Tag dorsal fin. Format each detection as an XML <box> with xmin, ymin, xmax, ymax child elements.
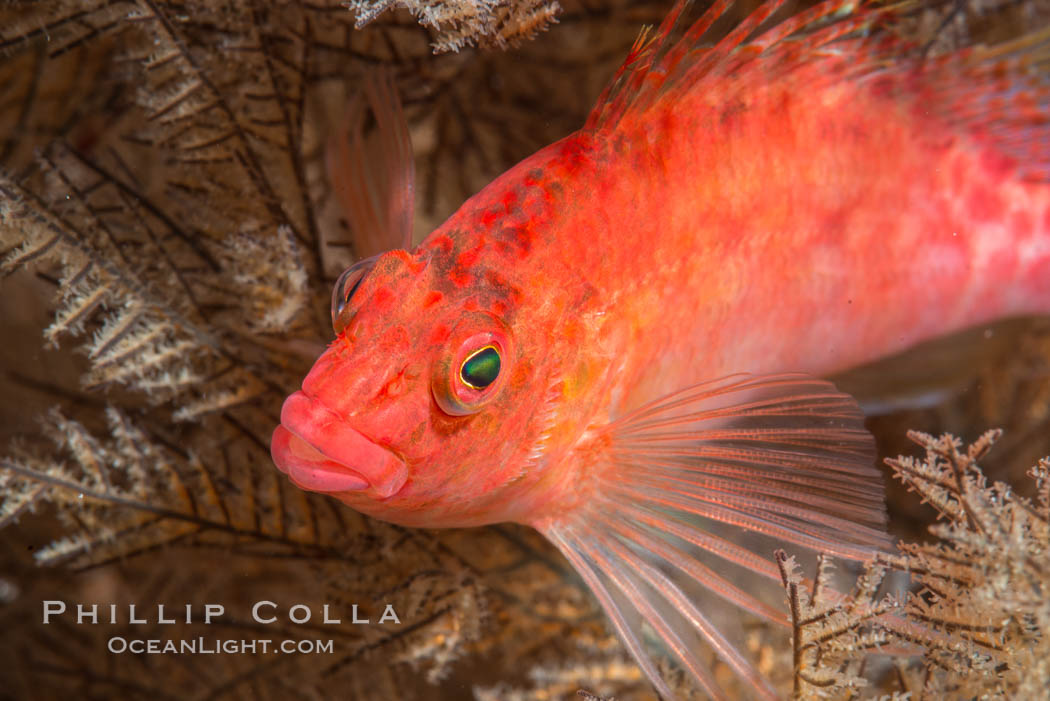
<box><xmin>327</xmin><ymin>70</ymin><xmax>416</xmax><ymax>259</ymax></box>
<box><xmin>584</xmin><ymin>0</ymin><xmax>875</xmax><ymax>132</ymax></box>
<box><xmin>882</xmin><ymin>23</ymin><xmax>1050</xmax><ymax>182</ymax></box>
<box><xmin>586</xmin><ymin>0</ymin><xmax>1050</xmax><ymax>182</ymax></box>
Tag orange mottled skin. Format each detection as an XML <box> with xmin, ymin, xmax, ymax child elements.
<box><xmin>291</xmin><ymin>37</ymin><xmax>1050</xmax><ymax>531</ymax></box>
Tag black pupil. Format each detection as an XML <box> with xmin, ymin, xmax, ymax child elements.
<box><xmin>461</xmin><ymin>347</ymin><xmax>500</xmax><ymax>389</ymax></box>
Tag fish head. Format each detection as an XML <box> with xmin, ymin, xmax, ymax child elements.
<box><xmin>271</xmin><ymin>243</ymin><xmax>590</xmax><ymax>527</ymax></box>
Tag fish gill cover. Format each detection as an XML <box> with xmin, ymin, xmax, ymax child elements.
<box><xmin>0</xmin><ymin>0</ymin><xmax>1049</xmax><ymax>699</ymax></box>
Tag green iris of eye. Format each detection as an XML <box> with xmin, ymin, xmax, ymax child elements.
<box><xmin>460</xmin><ymin>346</ymin><xmax>501</xmax><ymax>389</ymax></box>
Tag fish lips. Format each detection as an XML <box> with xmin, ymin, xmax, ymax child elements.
<box><xmin>271</xmin><ymin>391</ymin><xmax>408</xmax><ymax>499</ymax></box>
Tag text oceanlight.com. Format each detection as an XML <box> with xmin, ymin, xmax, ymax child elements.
<box><xmin>107</xmin><ymin>637</ymin><xmax>334</xmax><ymax>655</ymax></box>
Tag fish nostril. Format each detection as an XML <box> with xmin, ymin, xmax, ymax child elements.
<box><xmin>378</xmin><ymin>367</ymin><xmax>412</xmax><ymax>399</ymax></box>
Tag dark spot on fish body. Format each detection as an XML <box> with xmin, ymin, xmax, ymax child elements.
<box><xmin>521</xmin><ymin>187</ymin><xmax>552</xmax><ymax>222</ymax></box>
<box><xmin>518</xmin><ymin>167</ymin><xmax>562</xmax><ymax>216</ymax></box>
<box><xmin>449</xmin><ymin>245</ymin><xmax>485</xmax><ymax>288</ymax></box>
<box><xmin>556</xmin><ymin>136</ymin><xmax>596</xmax><ymax>178</ymax></box>
<box><xmin>483</xmin><ymin>269</ymin><xmax>523</xmax><ymax>313</ymax></box>
<box><xmin>425</xmin><ymin>236</ymin><xmax>460</xmax><ymax>287</ymax></box>
<box><xmin>407</xmin><ymin>420</ymin><xmax>427</xmax><ymax>447</ymax></box>
<box><xmin>495</xmin><ymin>224</ymin><xmax>532</xmax><ymax>259</ymax></box>
<box><xmin>719</xmin><ymin>98</ymin><xmax>747</xmax><ymax>127</ymax></box>
<box><xmin>494</xmin><ymin>240</ymin><xmax>515</xmax><ymax>258</ymax></box>
<box><xmin>574</xmin><ymin>280</ymin><xmax>598</xmax><ymax>307</ymax></box>
<box><xmin>427</xmin><ymin>233</ymin><xmax>455</xmax><ymax>256</ymax></box>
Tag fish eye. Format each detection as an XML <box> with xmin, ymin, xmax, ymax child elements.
<box><xmin>432</xmin><ymin>315</ymin><xmax>513</xmax><ymax>417</ymax></box>
<box><xmin>331</xmin><ymin>254</ymin><xmax>380</xmax><ymax>334</ymax></box>
<box><xmin>460</xmin><ymin>345</ymin><xmax>500</xmax><ymax>389</ymax></box>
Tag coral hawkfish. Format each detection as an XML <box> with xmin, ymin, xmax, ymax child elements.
<box><xmin>272</xmin><ymin>0</ymin><xmax>1050</xmax><ymax>697</ymax></box>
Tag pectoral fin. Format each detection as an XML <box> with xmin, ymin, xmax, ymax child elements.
<box><xmin>537</xmin><ymin>373</ymin><xmax>890</xmax><ymax>700</ymax></box>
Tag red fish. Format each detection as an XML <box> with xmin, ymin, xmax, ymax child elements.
<box><xmin>272</xmin><ymin>1</ymin><xmax>1050</xmax><ymax>697</ymax></box>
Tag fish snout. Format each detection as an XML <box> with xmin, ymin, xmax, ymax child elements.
<box><xmin>271</xmin><ymin>391</ymin><xmax>408</xmax><ymax>499</ymax></box>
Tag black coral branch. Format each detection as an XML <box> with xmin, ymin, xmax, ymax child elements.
<box><xmin>0</xmin><ymin>408</ymin><xmax>353</xmax><ymax>567</ymax></box>
<box><xmin>884</xmin><ymin>430</ymin><xmax>1050</xmax><ymax>697</ymax></box>
<box><xmin>348</xmin><ymin>0</ymin><xmax>562</xmax><ymax>53</ymax></box>
<box><xmin>772</xmin><ymin>430</ymin><xmax>1050</xmax><ymax>699</ymax></box>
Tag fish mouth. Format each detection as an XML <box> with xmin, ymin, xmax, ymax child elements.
<box><xmin>270</xmin><ymin>391</ymin><xmax>408</xmax><ymax>499</ymax></box>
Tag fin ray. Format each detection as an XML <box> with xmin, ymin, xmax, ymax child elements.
<box><xmin>597</xmin><ymin>508</ymin><xmax>788</xmax><ymax>626</ymax></box>
<box><xmin>597</xmin><ymin>530</ymin><xmax>777</xmax><ymax>698</ymax></box>
<box><xmin>561</xmin><ymin>521</ymin><xmax>733</xmax><ymax>701</ymax></box>
<box><xmin>604</xmin><ymin>373</ymin><xmax>889</xmax><ymax>551</ymax></box>
<box><xmin>611</xmin><ymin>478</ymin><xmax>887</xmax><ymax>561</ymax></box>
<box><xmin>586</xmin><ymin>0</ymin><xmax>1050</xmax><ymax>180</ymax></box>
<box><xmin>537</xmin><ymin>372</ymin><xmax>889</xmax><ymax>697</ymax></box>
<box><xmin>585</xmin><ymin>0</ymin><xmax>868</xmax><ymax>132</ymax></box>
<box><xmin>545</xmin><ymin>526</ymin><xmax>678</xmax><ymax>700</ymax></box>
<box><xmin>615</xmin><ymin>500</ymin><xmax>783</xmax><ymax>582</ymax></box>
